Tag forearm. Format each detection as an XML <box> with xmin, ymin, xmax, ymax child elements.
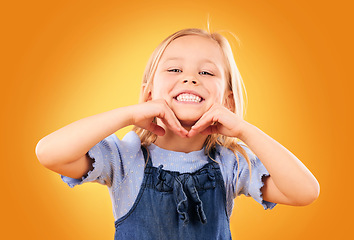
<box><xmin>36</xmin><ymin>105</ymin><xmax>134</xmax><ymax>166</ymax></box>
<box><xmin>238</xmin><ymin>121</ymin><xmax>320</xmax><ymax>204</ymax></box>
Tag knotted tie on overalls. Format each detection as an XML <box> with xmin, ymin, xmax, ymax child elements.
<box><xmin>156</xmin><ymin>164</ymin><xmax>217</xmax><ymax>225</ymax></box>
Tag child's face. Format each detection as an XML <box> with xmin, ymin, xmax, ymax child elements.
<box><xmin>151</xmin><ymin>35</ymin><xmax>229</xmax><ymax>128</ymax></box>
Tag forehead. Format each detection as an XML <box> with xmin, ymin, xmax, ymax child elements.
<box><xmin>160</xmin><ymin>35</ymin><xmax>225</xmax><ymax>64</ymax></box>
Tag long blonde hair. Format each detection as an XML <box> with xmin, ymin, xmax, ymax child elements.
<box><xmin>132</xmin><ymin>28</ymin><xmax>252</xmax><ymax>186</ymax></box>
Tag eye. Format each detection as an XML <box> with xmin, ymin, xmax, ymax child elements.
<box><xmin>167</xmin><ymin>69</ymin><xmax>182</xmax><ymax>73</ymax></box>
<box><xmin>200</xmin><ymin>71</ymin><xmax>214</xmax><ymax>76</ymax></box>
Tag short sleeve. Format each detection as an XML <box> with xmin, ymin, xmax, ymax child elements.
<box><xmin>61</xmin><ymin>133</ymin><xmax>124</xmax><ymax>188</ymax></box>
<box><xmin>234</xmin><ymin>145</ymin><xmax>277</xmax><ymax>210</ymax></box>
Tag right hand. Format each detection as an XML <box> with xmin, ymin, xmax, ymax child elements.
<box><xmin>130</xmin><ymin>99</ymin><xmax>188</xmax><ymax>138</ymax></box>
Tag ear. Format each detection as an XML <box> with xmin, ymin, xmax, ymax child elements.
<box><xmin>141</xmin><ymin>83</ymin><xmax>152</xmax><ymax>101</ymax></box>
<box><xmin>223</xmin><ymin>90</ymin><xmax>235</xmax><ymax>112</ymax></box>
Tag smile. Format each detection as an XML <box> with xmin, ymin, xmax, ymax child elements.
<box><xmin>175</xmin><ymin>93</ymin><xmax>203</xmax><ymax>103</ymax></box>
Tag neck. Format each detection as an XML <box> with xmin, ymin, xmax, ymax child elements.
<box><xmin>154</xmin><ymin>125</ymin><xmax>208</xmax><ymax>153</ymax></box>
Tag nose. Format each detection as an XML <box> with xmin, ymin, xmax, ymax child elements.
<box><xmin>183</xmin><ymin>78</ymin><xmax>198</xmax><ymax>85</ymax></box>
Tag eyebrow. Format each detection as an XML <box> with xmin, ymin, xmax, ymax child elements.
<box><xmin>162</xmin><ymin>57</ymin><xmax>217</xmax><ymax>66</ymax></box>
<box><xmin>162</xmin><ymin>57</ymin><xmax>181</xmax><ymax>63</ymax></box>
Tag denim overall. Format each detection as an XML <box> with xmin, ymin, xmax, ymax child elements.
<box><xmin>114</xmin><ymin>147</ymin><xmax>232</xmax><ymax>240</ymax></box>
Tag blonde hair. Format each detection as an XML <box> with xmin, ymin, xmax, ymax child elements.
<box><xmin>132</xmin><ymin>28</ymin><xmax>252</xmax><ymax>186</ymax></box>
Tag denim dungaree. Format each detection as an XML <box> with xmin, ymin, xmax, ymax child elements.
<box><xmin>114</xmin><ymin>146</ymin><xmax>232</xmax><ymax>240</ymax></box>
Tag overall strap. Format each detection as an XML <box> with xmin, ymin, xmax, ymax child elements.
<box><xmin>141</xmin><ymin>145</ymin><xmax>153</xmax><ymax>169</ymax></box>
<box><xmin>205</xmin><ymin>147</ymin><xmax>220</xmax><ymax>169</ymax></box>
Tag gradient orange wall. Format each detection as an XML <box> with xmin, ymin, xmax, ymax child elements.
<box><xmin>2</xmin><ymin>0</ymin><xmax>353</xmax><ymax>239</ymax></box>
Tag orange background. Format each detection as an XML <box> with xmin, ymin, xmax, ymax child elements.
<box><xmin>1</xmin><ymin>0</ymin><xmax>353</xmax><ymax>239</ymax></box>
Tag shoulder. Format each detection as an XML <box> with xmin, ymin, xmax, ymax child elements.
<box><xmin>94</xmin><ymin>131</ymin><xmax>142</xmax><ymax>157</ymax></box>
<box><xmin>120</xmin><ymin>131</ymin><xmax>142</xmax><ymax>153</ymax></box>
<box><xmin>215</xmin><ymin>143</ymin><xmax>262</xmax><ymax>172</ymax></box>
<box><xmin>215</xmin><ymin>143</ymin><xmax>253</xmax><ymax>162</ymax></box>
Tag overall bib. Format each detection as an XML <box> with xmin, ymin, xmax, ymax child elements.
<box><xmin>114</xmin><ymin>147</ymin><xmax>232</xmax><ymax>240</ymax></box>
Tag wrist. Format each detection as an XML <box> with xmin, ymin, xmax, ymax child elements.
<box><xmin>125</xmin><ymin>104</ymin><xmax>137</xmax><ymax>126</ymax></box>
<box><xmin>237</xmin><ymin>120</ymin><xmax>255</xmax><ymax>142</ymax></box>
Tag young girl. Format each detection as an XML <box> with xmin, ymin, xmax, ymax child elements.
<box><xmin>36</xmin><ymin>28</ymin><xmax>320</xmax><ymax>239</ymax></box>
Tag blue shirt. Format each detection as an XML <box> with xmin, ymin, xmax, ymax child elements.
<box><xmin>61</xmin><ymin>131</ymin><xmax>276</xmax><ymax>221</ymax></box>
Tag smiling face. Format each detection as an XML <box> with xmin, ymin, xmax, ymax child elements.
<box><xmin>150</xmin><ymin>35</ymin><xmax>230</xmax><ymax>127</ymax></box>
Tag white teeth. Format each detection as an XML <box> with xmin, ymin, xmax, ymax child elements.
<box><xmin>176</xmin><ymin>93</ymin><xmax>202</xmax><ymax>103</ymax></box>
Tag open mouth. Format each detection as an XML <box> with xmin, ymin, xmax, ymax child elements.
<box><xmin>174</xmin><ymin>93</ymin><xmax>204</xmax><ymax>103</ymax></box>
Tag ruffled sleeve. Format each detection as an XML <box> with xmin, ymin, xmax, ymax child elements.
<box><xmin>60</xmin><ymin>133</ymin><xmax>124</xmax><ymax>188</ymax></box>
<box><xmin>234</xmin><ymin>145</ymin><xmax>277</xmax><ymax>210</ymax></box>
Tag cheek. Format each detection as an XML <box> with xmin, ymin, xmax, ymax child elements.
<box><xmin>151</xmin><ymin>76</ymin><xmax>174</xmax><ymax>99</ymax></box>
<box><xmin>208</xmin><ymin>80</ymin><xmax>226</xmax><ymax>102</ymax></box>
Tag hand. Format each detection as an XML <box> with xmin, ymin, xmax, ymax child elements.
<box><xmin>187</xmin><ymin>103</ymin><xmax>246</xmax><ymax>138</ymax></box>
<box><xmin>131</xmin><ymin>99</ymin><xmax>188</xmax><ymax>138</ymax></box>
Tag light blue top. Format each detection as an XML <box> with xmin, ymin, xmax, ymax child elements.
<box><xmin>61</xmin><ymin>131</ymin><xmax>276</xmax><ymax>221</ymax></box>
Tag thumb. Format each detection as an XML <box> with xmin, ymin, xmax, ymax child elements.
<box><xmin>147</xmin><ymin>122</ymin><xmax>166</xmax><ymax>136</ymax></box>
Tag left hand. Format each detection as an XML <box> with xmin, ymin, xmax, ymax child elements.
<box><xmin>187</xmin><ymin>103</ymin><xmax>246</xmax><ymax>138</ymax></box>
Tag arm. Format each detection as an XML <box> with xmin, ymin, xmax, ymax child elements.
<box><xmin>35</xmin><ymin>106</ymin><xmax>134</xmax><ymax>179</ymax></box>
<box><xmin>188</xmin><ymin>104</ymin><xmax>320</xmax><ymax>206</ymax></box>
<box><xmin>36</xmin><ymin>100</ymin><xmax>188</xmax><ymax>179</ymax></box>
<box><xmin>238</xmin><ymin>122</ymin><xmax>320</xmax><ymax>206</ymax></box>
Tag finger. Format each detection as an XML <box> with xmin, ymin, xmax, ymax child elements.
<box><xmin>188</xmin><ymin>122</ymin><xmax>218</xmax><ymax>137</ymax></box>
<box><xmin>188</xmin><ymin>117</ymin><xmax>209</xmax><ymax>137</ymax></box>
<box><xmin>147</xmin><ymin>122</ymin><xmax>166</xmax><ymax>136</ymax></box>
<box><xmin>199</xmin><ymin>125</ymin><xmax>218</xmax><ymax>135</ymax></box>
<box><xmin>159</xmin><ymin>106</ymin><xmax>188</xmax><ymax>137</ymax></box>
<box><xmin>190</xmin><ymin>114</ymin><xmax>215</xmax><ymax>135</ymax></box>
<box><xmin>192</xmin><ymin>105</ymin><xmax>217</xmax><ymax>129</ymax></box>
<box><xmin>161</xmin><ymin>116</ymin><xmax>188</xmax><ymax>137</ymax></box>
<box><xmin>188</xmin><ymin>121</ymin><xmax>214</xmax><ymax>138</ymax></box>
<box><xmin>165</xmin><ymin>110</ymin><xmax>188</xmax><ymax>136</ymax></box>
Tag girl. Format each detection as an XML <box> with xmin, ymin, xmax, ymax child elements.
<box><xmin>36</xmin><ymin>28</ymin><xmax>320</xmax><ymax>239</ymax></box>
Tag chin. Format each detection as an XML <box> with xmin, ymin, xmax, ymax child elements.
<box><xmin>178</xmin><ymin>119</ymin><xmax>197</xmax><ymax>129</ymax></box>
<box><xmin>172</xmin><ymin>107</ymin><xmax>205</xmax><ymax>126</ymax></box>
<box><xmin>176</xmin><ymin>114</ymin><xmax>202</xmax><ymax>128</ymax></box>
